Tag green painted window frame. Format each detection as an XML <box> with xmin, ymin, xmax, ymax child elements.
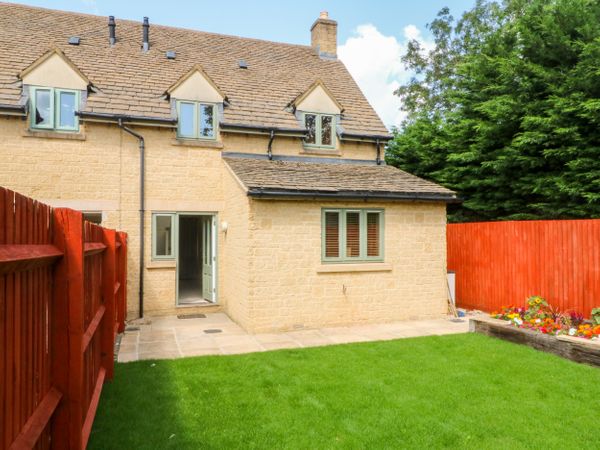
<box><xmin>152</xmin><ymin>213</ymin><xmax>176</xmax><ymax>260</ymax></box>
<box><xmin>176</xmin><ymin>100</ymin><xmax>217</xmax><ymax>140</ymax></box>
<box><xmin>321</xmin><ymin>208</ymin><xmax>384</xmax><ymax>263</ymax></box>
<box><xmin>30</xmin><ymin>86</ymin><xmax>80</xmax><ymax>132</ymax></box>
<box><xmin>303</xmin><ymin>112</ymin><xmax>336</xmax><ymax>149</ymax></box>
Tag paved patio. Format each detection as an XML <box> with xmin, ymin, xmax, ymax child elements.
<box><xmin>117</xmin><ymin>313</ymin><xmax>470</xmax><ymax>362</ymax></box>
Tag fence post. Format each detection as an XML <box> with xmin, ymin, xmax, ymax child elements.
<box><xmin>117</xmin><ymin>232</ymin><xmax>127</xmax><ymax>333</ymax></box>
<box><xmin>51</xmin><ymin>208</ymin><xmax>84</xmax><ymax>450</ymax></box>
<box><xmin>101</xmin><ymin>229</ymin><xmax>116</xmax><ymax>381</ymax></box>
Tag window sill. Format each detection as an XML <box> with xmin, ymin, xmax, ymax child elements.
<box><xmin>301</xmin><ymin>146</ymin><xmax>340</xmax><ymax>156</ymax></box>
<box><xmin>316</xmin><ymin>263</ymin><xmax>392</xmax><ymax>273</ymax></box>
<box><xmin>172</xmin><ymin>138</ymin><xmax>223</xmax><ymax>149</ymax></box>
<box><xmin>147</xmin><ymin>260</ymin><xmax>176</xmax><ymax>269</ymax></box>
<box><xmin>23</xmin><ymin>129</ymin><xmax>86</xmax><ymax>140</ymax></box>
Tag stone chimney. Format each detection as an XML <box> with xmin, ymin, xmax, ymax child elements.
<box><xmin>311</xmin><ymin>11</ymin><xmax>337</xmax><ymax>58</ymax></box>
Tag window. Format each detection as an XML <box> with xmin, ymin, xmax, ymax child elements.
<box><xmin>322</xmin><ymin>209</ymin><xmax>384</xmax><ymax>262</ymax></box>
<box><xmin>83</xmin><ymin>212</ymin><xmax>102</xmax><ymax>225</ymax></box>
<box><xmin>176</xmin><ymin>101</ymin><xmax>216</xmax><ymax>139</ymax></box>
<box><xmin>152</xmin><ymin>213</ymin><xmax>175</xmax><ymax>259</ymax></box>
<box><xmin>30</xmin><ymin>87</ymin><xmax>79</xmax><ymax>131</ymax></box>
<box><xmin>304</xmin><ymin>113</ymin><xmax>335</xmax><ymax>148</ymax></box>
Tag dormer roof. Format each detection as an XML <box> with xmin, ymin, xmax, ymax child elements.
<box><xmin>19</xmin><ymin>47</ymin><xmax>90</xmax><ymax>90</ymax></box>
<box><xmin>291</xmin><ymin>80</ymin><xmax>344</xmax><ymax>114</ymax></box>
<box><xmin>166</xmin><ymin>64</ymin><xmax>226</xmax><ymax>103</ymax></box>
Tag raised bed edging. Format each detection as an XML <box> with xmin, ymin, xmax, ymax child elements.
<box><xmin>470</xmin><ymin>316</ymin><xmax>600</xmax><ymax>368</ymax></box>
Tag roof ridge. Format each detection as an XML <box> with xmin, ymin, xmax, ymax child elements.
<box><xmin>0</xmin><ymin>2</ymin><xmax>315</xmax><ymax>51</ymax></box>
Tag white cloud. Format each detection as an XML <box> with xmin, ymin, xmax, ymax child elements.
<box><xmin>338</xmin><ymin>24</ymin><xmax>433</xmax><ymax>129</ymax></box>
<box><xmin>81</xmin><ymin>0</ymin><xmax>99</xmax><ymax>14</ymax></box>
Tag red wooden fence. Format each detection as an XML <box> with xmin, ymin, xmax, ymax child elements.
<box><xmin>447</xmin><ymin>220</ymin><xmax>600</xmax><ymax>316</ymax></box>
<box><xmin>0</xmin><ymin>187</ymin><xmax>127</xmax><ymax>449</ymax></box>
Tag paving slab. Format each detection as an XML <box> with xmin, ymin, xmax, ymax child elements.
<box><xmin>117</xmin><ymin>314</ymin><xmax>470</xmax><ymax>361</ymax></box>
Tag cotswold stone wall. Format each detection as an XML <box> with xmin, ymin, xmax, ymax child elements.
<box><xmin>0</xmin><ymin>116</ymin><xmax>447</xmax><ymax>327</ymax></box>
<box><xmin>243</xmin><ymin>200</ymin><xmax>448</xmax><ymax>332</ymax></box>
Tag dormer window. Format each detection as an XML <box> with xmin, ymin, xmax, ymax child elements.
<box><xmin>304</xmin><ymin>112</ymin><xmax>335</xmax><ymax>148</ymax></box>
<box><xmin>30</xmin><ymin>87</ymin><xmax>79</xmax><ymax>132</ymax></box>
<box><xmin>176</xmin><ymin>101</ymin><xmax>216</xmax><ymax>140</ymax></box>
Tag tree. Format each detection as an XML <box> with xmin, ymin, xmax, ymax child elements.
<box><xmin>387</xmin><ymin>0</ymin><xmax>600</xmax><ymax>222</ymax></box>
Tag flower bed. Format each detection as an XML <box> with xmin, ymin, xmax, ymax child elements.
<box><xmin>470</xmin><ymin>316</ymin><xmax>600</xmax><ymax>367</ymax></box>
<box><xmin>491</xmin><ymin>296</ymin><xmax>600</xmax><ymax>340</ymax></box>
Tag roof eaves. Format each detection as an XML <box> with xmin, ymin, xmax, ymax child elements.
<box><xmin>340</xmin><ymin>131</ymin><xmax>393</xmax><ymax>142</ymax></box>
<box><xmin>246</xmin><ymin>188</ymin><xmax>461</xmax><ymax>203</ymax></box>
<box><xmin>219</xmin><ymin>122</ymin><xmax>306</xmax><ymax>136</ymax></box>
<box><xmin>76</xmin><ymin>111</ymin><xmax>177</xmax><ymax>126</ymax></box>
<box><xmin>0</xmin><ymin>103</ymin><xmax>26</xmax><ymax>116</ymax></box>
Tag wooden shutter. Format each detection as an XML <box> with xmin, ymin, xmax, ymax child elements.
<box><xmin>324</xmin><ymin>211</ymin><xmax>340</xmax><ymax>258</ymax></box>
<box><xmin>367</xmin><ymin>212</ymin><xmax>380</xmax><ymax>257</ymax></box>
<box><xmin>346</xmin><ymin>211</ymin><xmax>360</xmax><ymax>257</ymax></box>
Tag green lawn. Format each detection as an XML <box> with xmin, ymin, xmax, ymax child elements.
<box><xmin>89</xmin><ymin>333</ymin><xmax>600</xmax><ymax>449</ymax></box>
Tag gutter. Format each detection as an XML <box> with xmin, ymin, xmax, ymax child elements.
<box><xmin>340</xmin><ymin>132</ymin><xmax>393</xmax><ymax>144</ymax></box>
<box><xmin>0</xmin><ymin>103</ymin><xmax>26</xmax><ymax>117</ymax></box>
<box><xmin>77</xmin><ymin>111</ymin><xmax>176</xmax><ymax>127</ymax></box>
<box><xmin>219</xmin><ymin>122</ymin><xmax>306</xmax><ymax>137</ymax></box>
<box><xmin>247</xmin><ymin>188</ymin><xmax>461</xmax><ymax>203</ymax></box>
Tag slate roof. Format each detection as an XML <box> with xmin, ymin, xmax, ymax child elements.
<box><xmin>0</xmin><ymin>3</ymin><xmax>390</xmax><ymax>137</ymax></box>
<box><xmin>223</xmin><ymin>155</ymin><xmax>458</xmax><ymax>202</ymax></box>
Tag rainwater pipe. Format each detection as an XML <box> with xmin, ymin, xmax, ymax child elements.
<box><xmin>118</xmin><ymin>118</ymin><xmax>145</xmax><ymax>318</ymax></box>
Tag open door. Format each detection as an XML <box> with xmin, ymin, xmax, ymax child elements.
<box><xmin>202</xmin><ymin>216</ymin><xmax>214</xmax><ymax>301</ymax></box>
<box><xmin>177</xmin><ymin>214</ymin><xmax>216</xmax><ymax>305</ymax></box>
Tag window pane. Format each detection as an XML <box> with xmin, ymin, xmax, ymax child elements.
<box><xmin>83</xmin><ymin>212</ymin><xmax>102</xmax><ymax>225</ymax></box>
<box><xmin>199</xmin><ymin>104</ymin><xmax>214</xmax><ymax>137</ymax></box>
<box><xmin>178</xmin><ymin>103</ymin><xmax>195</xmax><ymax>137</ymax></box>
<box><xmin>324</xmin><ymin>211</ymin><xmax>340</xmax><ymax>258</ymax></box>
<box><xmin>155</xmin><ymin>216</ymin><xmax>173</xmax><ymax>256</ymax></box>
<box><xmin>346</xmin><ymin>212</ymin><xmax>360</xmax><ymax>257</ymax></box>
<box><xmin>321</xmin><ymin>115</ymin><xmax>333</xmax><ymax>146</ymax></box>
<box><xmin>305</xmin><ymin>114</ymin><xmax>316</xmax><ymax>144</ymax></box>
<box><xmin>58</xmin><ymin>91</ymin><xmax>76</xmax><ymax>128</ymax></box>
<box><xmin>367</xmin><ymin>212</ymin><xmax>380</xmax><ymax>257</ymax></box>
<box><xmin>34</xmin><ymin>89</ymin><xmax>52</xmax><ymax>126</ymax></box>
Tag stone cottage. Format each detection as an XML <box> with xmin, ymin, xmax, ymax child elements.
<box><xmin>0</xmin><ymin>4</ymin><xmax>457</xmax><ymax>332</ymax></box>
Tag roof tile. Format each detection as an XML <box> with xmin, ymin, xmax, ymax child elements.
<box><xmin>0</xmin><ymin>3</ymin><xmax>390</xmax><ymax>136</ymax></box>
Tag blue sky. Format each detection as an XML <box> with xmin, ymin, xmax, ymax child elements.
<box><xmin>6</xmin><ymin>0</ymin><xmax>476</xmax><ymax>127</ymax></box>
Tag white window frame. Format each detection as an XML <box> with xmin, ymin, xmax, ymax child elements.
<box><xmin>30</xmin><ymin>86</ymin><xmax>80</xmax><ymax>132</ymax></box>
<box><xmin>176</xmin><ymin>101</ymin><xmax>217</xmax><ymax>140</ymax></box>
<box><xmin>303</xmin><ymin>112</ymin><xmax>336</xmax><ymax>149</ymax></box>
<box><xmin>152</xmin><ymin>213</ymin><xmax>176</xmax><ymax>260</ymax></box>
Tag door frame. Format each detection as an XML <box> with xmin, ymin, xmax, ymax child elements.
<box><xmin>174</xmin><ymin>212</ymin><xmax>218</xmax><ymax>306</ymax></box>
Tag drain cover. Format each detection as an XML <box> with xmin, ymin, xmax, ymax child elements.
<box><xmin>450</xmin><ymin>318</ymin><xmax>465</xmax><ymax>323</ymax></box>
<box><xmin>177</xmin><ymin>313</ymin><xmax>207</xmax><ymax>319</ymax></box>
<box><xmin>204</xmin><ymin>329</ymin><xmax>222</xmax><ymax>334</ymax></box>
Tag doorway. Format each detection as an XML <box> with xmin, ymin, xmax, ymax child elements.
<box><xmin>177</xmin><ymin>214</ymin><xmax>215</xmax><ymax>305</ymax></box>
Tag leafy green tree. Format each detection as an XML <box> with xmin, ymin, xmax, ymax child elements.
<box><xmin>387</xmin><ymin>0</ymin><xmax>600</xmax><ymax>222</ymax></box>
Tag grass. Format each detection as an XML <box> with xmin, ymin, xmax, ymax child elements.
<box><xmin>89</xmin><ymin>333</ymin><xmax>600</xmax><ymax>449</ymax></box>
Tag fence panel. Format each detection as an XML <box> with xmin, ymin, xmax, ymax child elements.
<box><xmin>0</xmin><ymin>187</ymin><xmax>127</xmax><ymax>449</ymax></box>
<box><xmin>447</xmin><ymin>219</ymin><xmax>600</xmax><ymax>315</ymax></box>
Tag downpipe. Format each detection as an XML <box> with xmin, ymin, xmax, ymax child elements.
<box><xmin>118</xmin><ymin>119</ymin><xmax>145</xmax><ymax>319</ymax></box>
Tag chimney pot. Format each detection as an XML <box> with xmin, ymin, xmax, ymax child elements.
<box><xmin>311</xmin><ymin>12</ymin><xmax>337</xmax><ymax>58</ymax></box>
<box><xmin>142</xmin><ymin>17</ymin><xmax>150</xmax><ymax>52</ymax></box>
<box><xmin>108</xmin><ymin>15</ymin><xmax>116</xmax><ymax>46</ymax></box>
